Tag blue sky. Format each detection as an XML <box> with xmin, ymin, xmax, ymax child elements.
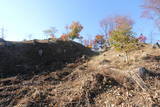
<box><xmin>0</xmin><ymin>0</ymin><xmax>159</xmax><ymax>42</ymax></box>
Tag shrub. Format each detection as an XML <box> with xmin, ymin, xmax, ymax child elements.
<box><xmin>60</xmin><ymin>34</ymin><xmax>69</xmax><ymax>41</ymax></box>
<box><xmin>95</xmin><ymin>35</ymin><xmax>105</xmax><ymax>44</ymax></box>
<box><xmin>137</xmin><ymin>34</ymin><xmax>147</xmax><ymax>43</ymax></box>
<box><xmin>83</xmin><ymin>40</ymin><xmax>93</xmax><ymax>49</ymax></box>
<box><xmin>93</xmin><ymin>35</ymin><xmax>106</xmax><ymax>50</ymax></box>
<box><xmin>109</xmin><ymin>28</ymin><xmax>139</xmax><ymax>62</ymax></box>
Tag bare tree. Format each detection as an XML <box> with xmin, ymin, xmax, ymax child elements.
<box><xmin>43</xmin><ymin>27</ymin><xmax>58</xmax><ymax>39</ymax></box>
<box><xmin>100</xmin><ymin>15</ymin><xmax>134</xmax><ymax>46</ymax></box>
<box><xmin>141</xmin><ymin>0</ymin><xmax>160</xmax><ymax>30</ymax></box>
<box><xmin>100</xmin><ymin>16</ymin><xmax>114</xmax><ymax>38</ymax></box>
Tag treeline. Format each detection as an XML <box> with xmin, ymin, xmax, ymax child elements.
<box><xmin>43</xmin><ymin>16</ymin><xmax>146</xmax><ymax>51</ymax></box>
<box><xmin>25</xmin><ymin>0</ymin><xmax>159</xmax><ymax>63</ymax></box>
<box><xmin>43</xmin><ymin>0</ymin><xmax>160</xmax><ymax>51</ymax></box>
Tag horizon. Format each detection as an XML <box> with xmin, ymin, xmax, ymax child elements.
<box><xmin>0</xmin><ymin>0</ymin><xmax>160</xmax><ymax>43</ymax></box>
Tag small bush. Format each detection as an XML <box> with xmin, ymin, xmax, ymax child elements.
<box><xmin>109</xmin><ymin>29</ymin><xmax>139</xmax><ymax>62</ymax></box>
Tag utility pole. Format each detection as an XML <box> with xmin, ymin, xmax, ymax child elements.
<box><xmin>0</xmin><ymin>27</ymin><xmax>6</xmax><ymax>39</ymax></box>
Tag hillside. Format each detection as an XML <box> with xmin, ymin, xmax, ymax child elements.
<box><xmin>0</xmin><ymin>40</ymin><xmax>94</xmax><ymax>78</ymax></box>
<box><xmin>0</xmin><ymin>40</ymin><xmax>160</xmax><ymax>107</ymax></box>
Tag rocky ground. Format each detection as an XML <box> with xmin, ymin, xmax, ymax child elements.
<box><xmin>0</xmin><ymin>40</ymin><xmax>160</xmax><ymax>107</ymax></box>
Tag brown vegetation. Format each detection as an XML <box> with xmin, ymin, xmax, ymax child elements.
<box><xmin>0</xmin><ymin>41</ymin><xmax>160</xmax><ymax>107</ymax></box>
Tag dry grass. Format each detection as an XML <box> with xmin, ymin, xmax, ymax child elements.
<box><xmin>0</xmin><ymin>44</ymin><xmax>160</xmax><ymax>106</ymax></box>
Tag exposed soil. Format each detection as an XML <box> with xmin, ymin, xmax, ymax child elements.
<box><xmin>0</xmin><ymin>41</ymin><xmax>160</xmax><ymax>107</ymax></box>
<box><xmin>0</xmin><ymin>40</ymin><xmax>94</xmax><ymax>78</ymax></box>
